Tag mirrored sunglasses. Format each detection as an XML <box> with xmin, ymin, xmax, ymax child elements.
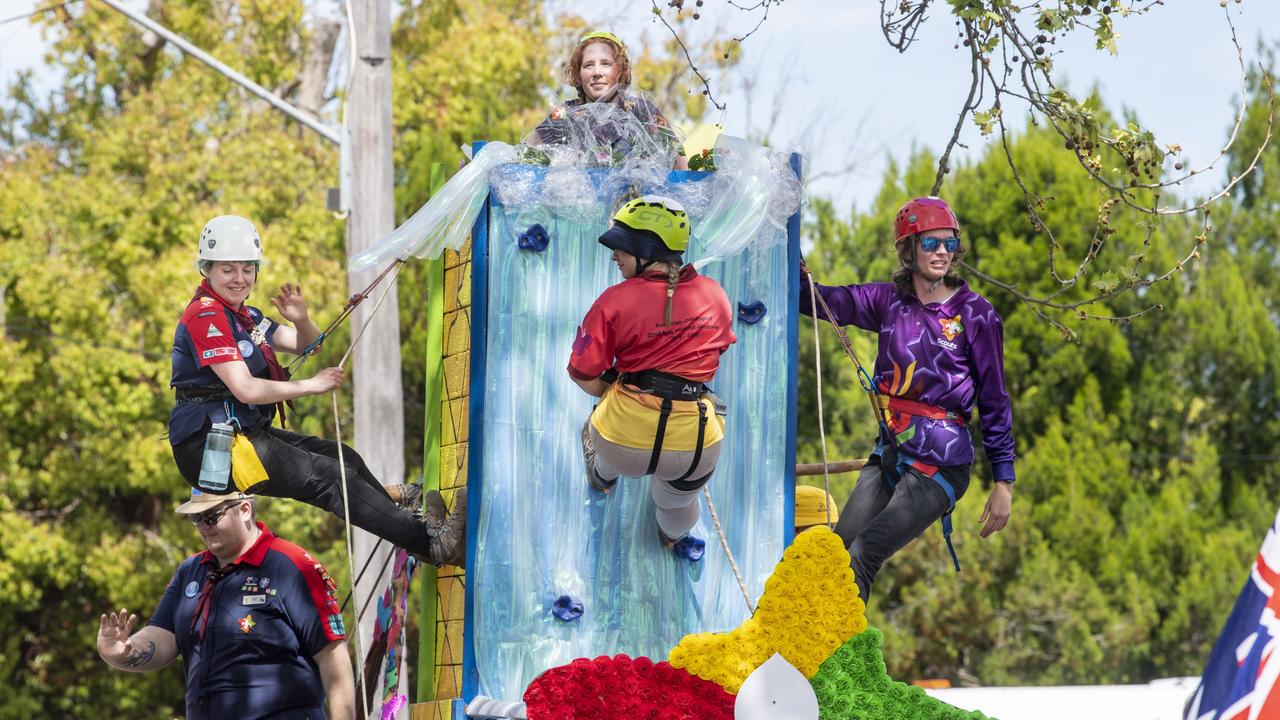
<box><xmin>919</xmin><ymin>235</ymin><xmax>960</xmax><ymax>253</ymax></box>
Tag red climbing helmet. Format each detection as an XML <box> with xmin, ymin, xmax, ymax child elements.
<box><xmin>893</xmin><ymin>197</ymin><xmax>960</xmax><ymax>242</ymax></box>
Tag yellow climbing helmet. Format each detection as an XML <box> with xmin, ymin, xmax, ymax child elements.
<box><xmin>614</xmin><ymin>195</ymin><xmax>690</xmax><ymax>252</ymax></box>
<box><xmin>578</xmin><ymin>31</ymin><xmax>625</xmax><ymax>49</ymax></box>
<box><xmin>794</xmin><ymin>485</ymin><xmax>840</xmax><ymax>529</ymax></box>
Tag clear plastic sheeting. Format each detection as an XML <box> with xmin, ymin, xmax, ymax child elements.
<box><xmin>690</xmin><ymin>135</ymin><xmax>804</xmax><ymax>270</ymax></box>
<box><xmin>522</xmin><ymin>85</ymin><xmax>683</xmax><ymax>171</ymax></box>
<box><xmin>347</xmin><ymin>142</ymin><xmax>517</xmax><ymax>272</ymax></box>
<box><xmin>471</xmin><ymin>165</ymin><xmax>795</xmax><ymax>703</ymax></box>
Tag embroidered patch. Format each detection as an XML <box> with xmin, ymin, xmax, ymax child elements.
<box><xmin>238</xmin><ymin>340</ymin><xmax>255</xmax><ymax>358</ymax></box>
<box><xmin>572</xmin><ymin>328</ymin><xmax>593</xmax><ymax>355</ymax></box>
<box><xmin>205</xmin><ymin>325</ymin><xmax>223</xmax><ymax>338</ymax></box>
<box><xmin>202</xmin><ymin>347</ymin><xmax>236</xmax><ymax>360</ymax></box>
<box><xmin>327</xmin><ymin>615</ymin><xmax>346</xmax><ymax>636</ymax></box>
<box><xmin>184</xmin><ymin>581</ymin><xmax>199</xmax><ymax>598</ymax></box>
<box><xmin>242</xmin><ymin>594</ymin><xmax>267</xmax><ymax>606</ymax></box>
<box><xmin>197</xmin><ymin>311</ymin><xmax>217</xmax><ymax>318</ymax></box>
<box><xmin>199</xmin><ymin>297</ymin><xmax>215</xmax><ymax>306</ymax></box>
<box><xmin>239</xmin><ymin>614</ymin><xmax>256</xmax><ymax>633</ymax></box>
<box><xmin>939</xmin><ymin>315</ymin><xmax>964</xmax><ymax>341</ymax></box>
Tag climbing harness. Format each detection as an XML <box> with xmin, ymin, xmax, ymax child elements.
<box><xmin>873</xmin><ymin>443</ymin><xmax>962</xmax><ymax>572</ymax></box>
<box><xmin>618</xmin><ymin>369</ymin><xmax>718</xmax><ymax>485</ymax></box>
<box><xmin>802</xmin><ymin>259</ymin><xmax>963</xmax><ymax>572</ymax></box>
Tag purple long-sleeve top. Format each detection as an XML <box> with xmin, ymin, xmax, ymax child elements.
<box><xmin>801</xmin><ymin>279</ymin><xmax>1017</xmax><ymax>481</ymax></box>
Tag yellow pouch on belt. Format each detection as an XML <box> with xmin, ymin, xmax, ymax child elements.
<box><xmin>231</xmin><ymin>434</ymin><xmax>269</xmax><ymax>492</ymax></box>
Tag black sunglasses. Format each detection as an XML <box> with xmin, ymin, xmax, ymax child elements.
<box><xmin>919</xmin><ymin>235</ymin><xmax>960</xmax><ymax>253</ymax></box>
<box><xmin>188</xmin><ymin>503</ymin><xmax>238</xmax><ymax>527</ymax></box>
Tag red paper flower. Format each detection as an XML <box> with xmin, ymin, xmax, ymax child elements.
<box><xmin>524</xmin><ymin>654</ymin><xmax>735</xmax><ymax>720</ymax></box>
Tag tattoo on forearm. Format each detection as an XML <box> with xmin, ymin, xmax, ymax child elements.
<box><xmin>122</xmin><ymin>640</ymin><xmax>156</xmax><ymax>668</ymax></box>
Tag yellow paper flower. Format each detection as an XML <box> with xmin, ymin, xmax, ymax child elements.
<box><xmin>667</xmin><ymin>527</ymin><xmax>867</xmax><ymax>693</ymax></box>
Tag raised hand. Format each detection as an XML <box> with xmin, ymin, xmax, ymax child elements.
<box><xmin>271</xmin><ymin>283</ymin><xmax>311</xmax><ymax>325</ymax></box>
<box><xmin>97</xmin><ymin>609</ymin><xmax>137</xmax><ymax>663</ymax></box>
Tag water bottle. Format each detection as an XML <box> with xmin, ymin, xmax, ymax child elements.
<box><xmin>198</xmin><ymin>422</ymin><xmax>235</xmax><ymax>492</ymax></box>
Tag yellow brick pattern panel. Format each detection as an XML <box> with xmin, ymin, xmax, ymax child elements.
<box><xmin>433</xmin><ymin>244</ymin><xmax>471</xmax><ymax>703</ymax></box>
<box><xmin>409</xmin><ymin>699</ymin><xmax>456</xmax><ymax>720</ymax></box>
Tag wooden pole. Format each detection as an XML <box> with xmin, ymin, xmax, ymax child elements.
<box><xmin>795</xmin><ymin>459</ymin><xmax>867</xmax><ymax>476</ymax></box>
<box><xmin>347</xmin><ymin>0</ymin><xmax>403</xmax><ymax>712</ymax></box>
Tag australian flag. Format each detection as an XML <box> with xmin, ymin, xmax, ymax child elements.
<box><xmin>1185</xmin><ymin>508</ymin><xmax>1280</xmax><ymax>720</ymax></box>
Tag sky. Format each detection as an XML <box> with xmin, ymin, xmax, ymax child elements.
<box><xmin>4</xmin><ymin>0</ymin><xmax>1280</xmax><ymax>214</ymax></box>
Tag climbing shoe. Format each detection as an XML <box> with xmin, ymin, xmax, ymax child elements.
<box><xmin>424</xmin><ymin>487</ymin><xmax>468</xmax><ymax>568</ymax></box>
<box><xmin>581</xmin><ymin>420</ymin><xmax>616</xmax><ymax>494</ymax></box>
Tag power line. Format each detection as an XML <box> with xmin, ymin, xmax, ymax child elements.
<box><xmin>0</xmin><ymin>0</ymin><xmax>80</xmax><ymax>27</ymax></box>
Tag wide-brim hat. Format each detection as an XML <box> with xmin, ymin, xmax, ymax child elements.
<box><xmin>175</xmin><ymin>489</ymin><xmax>255</xmax><ymax>514</ymax></box>
<box><xmin>599</xmin><ymin>224</ymin><xmax>682</xmax><ymax>264</ymax></box>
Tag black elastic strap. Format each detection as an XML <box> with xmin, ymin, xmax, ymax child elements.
<box><xmin>645</xmin><ymin>397</ymin><xmax>674</xmax><ymax>476</ymax></box>
<box><xmin>668</xmin><ymin>469</ymin><xmax>712</xmax><ymax>492</ymax></box>
<box><xmin>670</xmin><ymin>400</ymin><xmax>709</xmax><ymax>483</ymax></box>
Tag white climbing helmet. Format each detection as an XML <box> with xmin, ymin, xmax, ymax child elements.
<box><xmin>197</xmin><ymin>215</ymin><xmax>263</xmax><ymax>267</ymax></box>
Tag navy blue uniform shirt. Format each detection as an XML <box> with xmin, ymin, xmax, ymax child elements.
<box><xmin>169</xmin><ymin>281</ymin><xmax>279</xmax><ymax>444</ymax></box>
<box><xmin>149</xmin><ymin>523</ymin><xmax>346</xmax><ymax>720</ymax></box>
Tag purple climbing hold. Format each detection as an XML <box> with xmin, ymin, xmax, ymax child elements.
<box><xmin>518</xmin><ymin>223</ymin><xmax>551</xmax><ymax>252</ymax></box>
<box><xmin>552</xmin><ymin>594</ymin><xmax>584</xmax><ymax>622</ymax></box>
<box><xmin>738</xmin><ymin>300</ymin><xmax>766</xmax><ymax>325</ymax></box>
<box><xmin>673</xmin><ymin>535</ymin><xmax>706</xmax><ymax>562</ymax></box>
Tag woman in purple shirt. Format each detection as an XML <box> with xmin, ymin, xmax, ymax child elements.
<box><xmin>801</xmin><ymin>196</ymin><xmax>1015</xmax><ymax>605</ymax></box>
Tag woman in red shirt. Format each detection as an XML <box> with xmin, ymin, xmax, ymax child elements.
<box><xmin>567</xmin><ymin>196</ymin><xmax>736</xmax><ymax>558</ymax></box>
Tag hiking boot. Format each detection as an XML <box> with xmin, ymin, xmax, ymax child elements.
<box><xmin>422</xmin><ymin>487</ymin><xmax>447</xmax><ymax>528</ymax></box>
<box><xmin>424</xmin><ymin>487</ymin><xmax>468</xmax><ymax>568</ymax></box>
<box><xmin>582</xmin><ymin>420</ymin><xmax>616</xmax><ymax>494</ymax></box>
<box><xmin>387</xmin><ymin>482</ymin><xmax>424</xmax><ymax>518</ymax></box>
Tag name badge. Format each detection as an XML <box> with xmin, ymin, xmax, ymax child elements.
<box><xmin>242</xmin><ymin>594</ymin><xmax>267</xmax><ymax>606</ymax></box>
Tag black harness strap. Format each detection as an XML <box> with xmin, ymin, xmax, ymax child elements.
<box><xmin>669</xmin><ymin>400</ymin><xmax>709</xmax><ymax>483</ymax></box>
<box><xmin>174</xmin><ymin>384</ymin><xmax>237</xmax><ymax>405</ymax></box>
<box><xmin>645</xmin><ymin>397</ymin><xmax>674</xmax><ymax>476</ymax></box>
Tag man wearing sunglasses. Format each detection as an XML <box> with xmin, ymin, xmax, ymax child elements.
<box><xmin>800</xmin><ymin>196</ymin><xmax>1016</xmax><ymax>606</ymax></box>
<box><xmin>96</xmin><ymin>490</ymin><xmax>355</xmax><ymax>719</ymax></box>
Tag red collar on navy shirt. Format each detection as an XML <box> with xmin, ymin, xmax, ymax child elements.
<box><xmin>192</xmin><ymin>279</ymin><xmax>254</xmax><ymax>323</ymax></box>
<box><xmin>198</xmin><ymin>521</ymin><xmax>275</xmax><ymax>569</ymax></box>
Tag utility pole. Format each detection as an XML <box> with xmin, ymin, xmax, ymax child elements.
<box><xmin>347</xmin><ymin>0</ymin><xmax>404</xmax><ymax>709</ymax></box>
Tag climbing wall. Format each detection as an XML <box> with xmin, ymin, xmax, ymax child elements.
<box><xmin>462</xmin><ymin>165</ymin><xmax>800</xmax><ymax>706</ymax></box>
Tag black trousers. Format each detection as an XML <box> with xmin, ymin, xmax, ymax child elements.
<box><xmin>173</xmin><ymin>426</ymin><xmax>432</xmax><ymax>557</ymax></box>
<box><xmin>833</xmin><ymin>462</ymin><xmax>970</xmax><ymax>605</ymax></box>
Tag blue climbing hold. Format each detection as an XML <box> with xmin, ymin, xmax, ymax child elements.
<box><xmin>518</xmin><ymin>223</ymin><xmax>550</xmax><ymax>252</ymax></box>
<box><xmin>551</xmin><ymin>594</ymin><xmax>584</xmax><ymax>622</ymax></box>
<box><xmin>672</xmin><ymin>535</ymin><xmax>706</xmax><ymax>562</ymax></box>
<box><xmin>737</xmin><ymin>300</ymin><xmax>767</xmax><ymax>325</ymax></box>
